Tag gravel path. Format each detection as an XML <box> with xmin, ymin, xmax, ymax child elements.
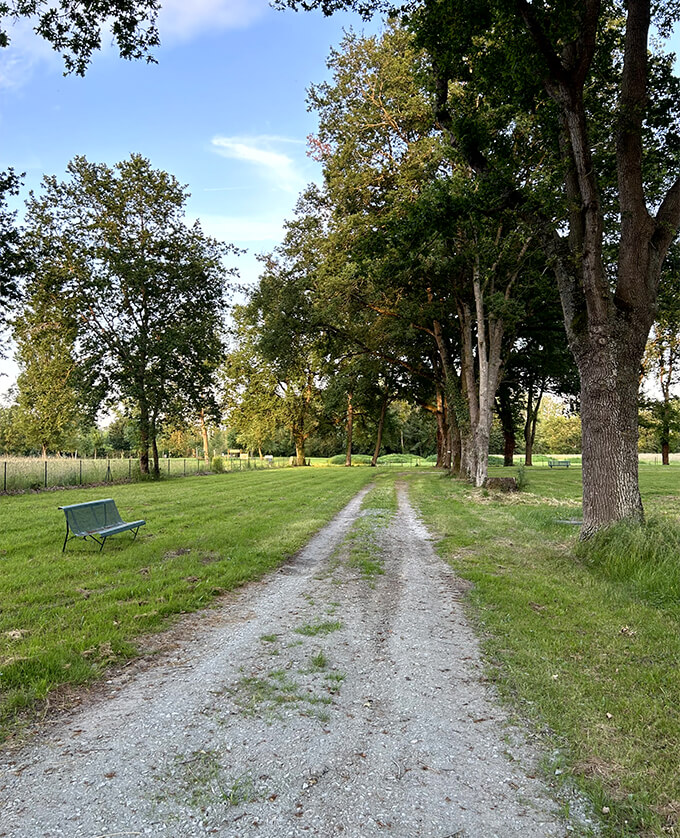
<box><xmin>0</xmin><ymin>482</ymin><xmax>574</xmax><ymax>837</ymax></box>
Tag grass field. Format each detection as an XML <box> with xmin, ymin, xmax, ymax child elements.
<box><xmin>410</xmin><ymin>464</ymin><xmax>680</xmax><ymax>838</ymax></box>
<box><xmin>3</xmin><ymin>462</ymin><xmax>680</xmax><ymax>835</ymax></box>
<box><xmin>0</xmin><ymin>467</ymin><xmax>375</xmax><ymax>736</ymax></box>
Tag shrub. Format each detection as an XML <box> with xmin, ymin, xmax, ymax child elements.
<box><xmin>376</xmin><ymin>453</ymin><xmax>420</xmax><ymax>464</ymax></box>
<box><xmin>328</xmin><ymin>454</ymin><xmax>373</xmax><ymax>465</ymax></box>
<box><xmin>211</xmin><ymin>455</ymin><xmax>225</xmax><ymax>473</ymax></box>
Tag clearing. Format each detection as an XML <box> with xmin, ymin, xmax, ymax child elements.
<box><xmin>0</xmin><ymin>480</ymin><xmax>585</xmax><ymax>837</ymax></box>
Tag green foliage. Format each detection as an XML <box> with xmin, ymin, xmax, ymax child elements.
<box><xmin>211</xmin><ymin>456</ymin><xmax>225</xmax><ymax>474</ymax></box>
<box><xmin>24</xmin><ymin>154</ymin><xmax>234</xmax><ymax>475</ymax></box>
<box><xmin>328</xmin><ymin>453</ymin><xmax>372</xmax><ymax>465</ymax></box>
<box><xmin>534</xmin><ymin>397</ymin><xmax>582</xmax><ymax>454</ymax></box>
<box><xmin>0</xmin><ymin>1</ymin><xmax>160</xmax><ymax>76</ymax></box>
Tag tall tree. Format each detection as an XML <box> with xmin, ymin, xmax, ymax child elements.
<box><xmin>0</xmin><ymin>170</ymin><xmax>25</xmax><ymax>356</ymax></box>
<box><xmin>641</xmin><ymin>251</ymin><xmax>680</xmax><ymax>464</ymax></box>
<box><xmin>279</xmin><ymin>0</ymin><xmax>680</xmax><ymax>532</ymax></box>
<box><xmin>12</xmin><ymin>273</ymin><xmax>87</xmax><ymax>457</ymax></box>
<box><xmin>0</xmin><ymin>1</ymin><xmax>160</xmax><ymax>337</ymax></box>
<box><xmin>23</xmin><ymin>154</ymin><xmax>234</xmax><ymax>476</ymax></box>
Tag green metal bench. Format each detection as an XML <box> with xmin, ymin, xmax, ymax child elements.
<box><xmin>548</xmin><ymin>459</ymin><xmax>571</xmax><ymax>468</ymax></box>
<box><xmin>59</xmin><ymin>498</ymin><xmax>146</xmax><ymax>552</ymax></box>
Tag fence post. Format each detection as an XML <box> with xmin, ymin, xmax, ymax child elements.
<box><xmin>80</xmin><ymin>459</ymin><xmax>83</xmax><ymax>485</ymax></box>
<box><xmin>129</xmin><ymin>458</ymin><xmax>132</xmax><ymax>479</ymax></box>
<box><xmin>168</xmin><ymin>457</ymin><xmax>170</xmax><ymax>475</ymax></box>
<box><xmin>106</xmin><ymin>459</ymin><xmax>112</xmax><ymax>482</ymax></box>
<box><xmin>183</xmin><ymin>458</ymin><xmax>186</xmax><ymax>476</ymax></box>
<box><xmin>44</xmin><ymin>460</ymin><xmax>48</xmax><ymax>488</ymax></box>
<box><xmin>3</xmin><ymin>461</ymin><xmax>6</xmax><ymax>492</ymax></box>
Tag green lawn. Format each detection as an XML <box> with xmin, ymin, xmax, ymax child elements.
<box><xmin>0</xmin><ymin>467</ymin><xmax>374</xmax><ymax>735</ymax></box>
<box><xmin>410</xmin><ymin>464</ymin><xmax>680</xmax><ymax>838</ymax></box>
<box><xmin>4</xmin><ymin>462</ymin><xmax>680</xmax><ymax>836</ymax></box>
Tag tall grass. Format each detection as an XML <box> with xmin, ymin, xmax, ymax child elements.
<box><xmin>576</xmin><ymin>518</ymin><xmax>680</xmax><ymax>610</ymax></box>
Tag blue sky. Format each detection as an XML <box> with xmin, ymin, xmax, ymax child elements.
<box><xmin>0</xmin><ymin>0</ymin><xmax>382</xmax><ymax>396</ymax></box>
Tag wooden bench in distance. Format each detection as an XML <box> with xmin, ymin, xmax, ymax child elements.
<box><xmin>59</xmin><ymin>498</ymin><xmax>146</xmax><ymax>552</ymax></box>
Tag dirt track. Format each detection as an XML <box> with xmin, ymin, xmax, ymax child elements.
<box><xmin>0</xmin><ymin>481</ymin><xmax>578</xmax><ymax>837</ymax></box>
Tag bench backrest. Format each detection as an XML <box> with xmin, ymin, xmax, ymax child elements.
<box><xmin>59</xmin><ymin>498</ymin><xmax>123</xmax><ymax>536</ymax></box>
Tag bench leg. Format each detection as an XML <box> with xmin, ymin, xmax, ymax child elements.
<box><xmin>62</xmin><ymin>523</ymin><xmax>71</xmax><ymax>553</ymax></box>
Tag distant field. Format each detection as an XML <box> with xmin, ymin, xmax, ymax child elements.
<box><xmin>0</xmin><ymin>455</ymin><xmax>292</xmax><ymax>493</ymax></box>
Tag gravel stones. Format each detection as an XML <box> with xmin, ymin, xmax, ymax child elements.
<box><xmin>0</xmin><ymin>482</ymin><xmax>577</xmax><ymax>837</ymax></box>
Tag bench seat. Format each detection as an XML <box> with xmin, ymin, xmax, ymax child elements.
<box><xmin>59</xmin><ymin>498</ymin><xmax>146</xmax><ymax>551</ymax></box>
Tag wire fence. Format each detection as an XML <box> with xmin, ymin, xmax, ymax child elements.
<box><xmin>0</xmin><ymin>455</ymin><xmax>291</xmax><ymax>494</ymax></box>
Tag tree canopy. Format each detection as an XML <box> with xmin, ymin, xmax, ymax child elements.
<box><xmin>22</xmin><ymin>154</ymin><xmax>235</xmax><ymax>472</ymax></box>
<box><xmin>0</xmin><ymin>0</ymin><xmax>159</xmax><ymax>74</ymax></box>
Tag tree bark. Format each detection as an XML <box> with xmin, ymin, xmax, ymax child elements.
<box><xmin>345</xmin><ymin>391</ymin><xmax>354</xmax><ymax>466</ymax></box>
<box><xmin>497</xmin><ymin>384</ymin><xmax>516</xmax><ymax>467</ymax></box>
<box><xmin>150</xmin><ymin>412</ymin><xmax>160</xmax><ymax>478</ymax></box>
<box><xmin>371</xmin><ymin>390</ymin><xmax>389</xmax><ymax>467</ymax></box>
<box><xmin>577</xmin><ymin>335</ymin><xmax>645</xmax><ymax>536</ymax></box>
<box><xmin>199</xmin><ymin>408</ymin><xmax>210</xmax><ymax>467</ymax></box>
<box><xmin>138</xmin><ymin>397</ymin><xmax>150</xmax><ymax>475</ymax></box>
<box><xmin>294</xmin><ymin>435</ymin><xmax>306</xmax><ymax>466</ymax></box>
<box><xmin>523</xmin><ymin>379</ymin><xmax>544</xmax><ymax>467</ymax></box>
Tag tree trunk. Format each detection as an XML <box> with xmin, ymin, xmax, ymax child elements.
<box><xmin>451</xmin><ymin>422</ymin><xmax>462</xmax><ymax>474</ymax></box>
<box><xmin>345</xmin><ymin>391</ymin><xmax>353</xmax><ymax>467</ymax></box>
<box><xmin>523</xmin><ymin>379</ymin><xmax>544</xmax><ymax>467</ymax></box>
<box><xmin>660</xmin><ymin>378</ymin><xmax>671</xmax><ymax>465</ymax></box>
<box><xmin>459</xmin><ymin>264</ymin><xmax>505</xmax><ymax>488</ymax></box>
<box><xmin>497</xmin><ymin>384</ymin><xmax>516</xmax><ymax>467</ymax></box>
<box><xmin>199</xmin><ymin>408</ymin><xmax>210</xmax><ymax>466</ymax></box>
<box><xmin>138</xmin><ymin>399</ymin><xmax>150</xmax><ymax>475</ymax></box>
<box><xmin>150</xmin><ymin>415</ymin><xmax>160</xmax><ymax>478</ymax></box>
<box><xmin>295</xmin><ymin>438</ymin><xmax>306</xmax><ymax>466</ymax></box>
<box><xmin>435</xmin><ymin>391</ymin><xmax>448</xmax><ymax>468</ymax></box>
<box><xmin>576</xmin><ymin>333</ymin><xmax>646</xmax><ymax>537</ymax></box>
<box><xmin>503</xmin><ymin>430</ymin><xmax>516</xmax><ymax>467</ymax></box>
<box><xmin>541</xmin><ymin>1</ymin><xmax>679</xmax><ymax>532</ymax></box>
<box><xmin>371</xmin><ymin>391</ymin><xmax>389</xmax><ymax>467</ymax></box>
<box><xmin>431</xmin><ymin>319</ymin><xmax>465</xmax><ymax>474</ymax></box>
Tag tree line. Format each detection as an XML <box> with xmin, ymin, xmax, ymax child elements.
<box><xmin>2</xmin><ymin>1</ymin><xmax>680</xmax><ymax>532</ymax></box>
<box><xmin>269</xmin><ymin>0</ymin><xmax>680</xmax><ymax>535</ymax></box>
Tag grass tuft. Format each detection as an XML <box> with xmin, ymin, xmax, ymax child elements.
<box><xmin>576</xmin><ymin>517</ymin><xmax>680</xmax><ymax>610</ymax></box>
<box><xmin>295</xmin><ymin>620</ymin><xmax>343</xmax><ymax>637</ymax></box>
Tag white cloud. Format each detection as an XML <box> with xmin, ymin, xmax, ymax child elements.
<box><xmin>157</xmin><ymin>0</ymin><xmax>269</xmax><ymax>42</ymax></box>
<box><xmin>0</xmin><ymin>18</ymin><xmax>61</xmax><ymax>90</ymax></box>
<box><xmin>0</xmin><ymin>0</ymin><xmax>270</xmax><ymax>89</ymax></box>
<box><xmin>211</xmin><ymin>135</ymin><xmax>306</xmax><ymax>193</ymax></box>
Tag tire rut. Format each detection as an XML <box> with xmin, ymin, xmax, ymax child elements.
<box><xmin>0</xmin><ymin>481</ymin><xmax>577</xmax><ymax>837</ymax></box>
